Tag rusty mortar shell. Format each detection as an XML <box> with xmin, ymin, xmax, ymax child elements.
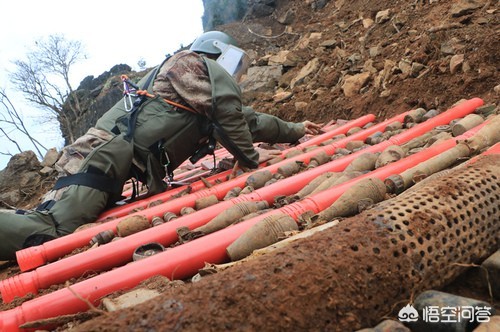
<box><xmin>363</xmin><ymin>122</ymin><xmax>375</xmax><ymax>129</ymax></box>
<box><xmin>425</xmin><ymin>132</ymin><xmax>453</xmax><ymax>147</ymax></box>
<box><xmin>382</xmin><ymin>129</ymin><xmax>405</xmax><ymax>139</ymax></box>
<box><xmin>240</xmin><ymin>186</ymin><xmax>255</xmax><ymax>195</ymax></box>
<box><xmin>365</xmin><ymin>131</ymin><xmax>384</xmax><ymax>145</ymax></box>
<box><xmin>461</xmin><ymin>114</ymin><xmax>500</xmax><ymax>152</ymax></box>
<box><xmin>422</xmin><ymin>109</ymin><xmax>440</xmax><ymax>121</ymax></box>
<box><xmin>278</xmin><ymin>161</ymin><xmax>302</xmax><ymax>178</ymax></box>
<box><xmin>265</xmin><ymin>178</ymin><xmax>279</xmax><ymax>186</ymax></box>
<box><xmin>388</xmin><ymin>142</ymin><xmax>474</xmax><ymax>193</ymax></box>
<box><xmin>307</xmin><ymin>172</ymin><xmax>345</xmax><ymax>197</ymax></box>
<box><xmin>368</xmin><ymin>136</ymin><xmax>387</xmax><ymax>145</ymax></box>
<box><xmin>400</xmin><ymin>132</ymin><xmax>434</xmax><ymax>152</ymax></box>
<box><xmin>313</xmin><ymin>177</ymin><xmax>387</xmax><ymax>224</ymax></box>
<box><xmin>245</xmin><ymin>170</ymin><xmax>274</xmax><ymax>189</ymax></box>
<box><xmin>331</xmin><ymin>171</ymin><xmax>364</xmax><ymax>187</ymax></box>
<box><xmin>151</xmin><ymin>216</ymin><xmax>165</xmax><ymax>227</ymax></box>
<box><xmin>193</xmin><ymin>201</ymin><xmax>270</xmax><ymax>235</ymax></box>
<box><xmin>434</xmin><ymin>125</ymin><xmax>451</xmax><ymax>133</ymax></box>
<box><xmin>320</xmin><ymin>134</ymin><xmax>346</xmax><ymax>146</ymax></box>
<box><xmin>475</xmin><ymin>104</ymin><xmax>497</xmax><ymax>117</ymax></box>
<box><xmin>116</xmin><ymin>215</ymin><xmax>151</xmax><ymax>237</ymax></box>
<box><xmin>132</xmin><ymin>242</ymin><xmax>165</xmax><ymax>261</ymax></box>
<box><xmin>284</xmin><ymin>149</ymin><xmax>303</xmax><ymax>159</ymax></box>
<box><xmin>303</xmin><ymin>146</ymin><xmax>320</xmax><ymax>153</ymax></box>
<box><xmin>375</xmin><ymin>145</ymin><xmax>406</xmax><ymax>169</ymax></box>
<box><xmin>336</xmin><ymin>148</ymin><xmax>351</xmax><ymax>155</ymax></box>
<box><xmin>319</xmin><ymin>138</ymin><xmax>335</xmax><ymax>146</ymax></box>
<box><xmin>147</xmin><ymin>199</ymin><xmax>163</xmax><ymax>208</ymax></box>
<box><xmin>163</xmin><ymin>211</ymin><xmax>178</xmax><ymax>222</ymax></box>
<box><xmin>266</xmin><ymin>156</ymin><xmax>284</xmax><ymax>165</ymax></box>
<box><xmin>344</xmin><ymin>152</ymin><xmax>379</xmax><ymax>173</ymax></box>
<box><xmin>226</xmin><ymin>213</ymin><xmax>298</xmax><ymax>261</ymax></box>
<box><xmin>180</xmin><ymin>206</ymin><xmax>196</xmax><ymax>215</ymax></box>
<box><xmin>307</xmin><ymin>150</ymin><xmax>331</xmax><ymax>169</ymax></box>
<box><xmin>194</xmin><ymin>194</ymin><xmax>219</xmax><ymax>210</ymax></box>
<box><xmin>89</xmin><ymin>229</ymin><xmax>115</xmax><ymax>246</ymax></box>
<box><xmin>452</xmin><ymin>113</ymin><xmax>485</xmax><ymax>137</ymax></box>
<box><xmin>288</xmin><ymin>172</ymin><xmax>339</xmax><ymax>203</ymax></box>
<box><xmin>345</xmin><ymin>140</ymin><xmax>365</xmax><ymax>152</ymax></box>
<box><xmin>346</xmin><ymin>126</ymin><xmax>363</xmax><ymax>136</ymax></box>
<box><xmin>404</xmin><ymin>107</ymin><xmax>427</xmax><ymax>124</ymax></box>
<box><xmin>385</xmin><ymin>121</ymin><xmax>403</xmax><ymax>132</ymax></box>
<box><xmin>223</xmin><ymin>187</ymin><xmax>242</xmax><ymax>200</ymax></box>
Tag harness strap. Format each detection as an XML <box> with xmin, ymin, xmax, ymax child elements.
<box><xmin>53</xmin><ymin>171</ymin><xmax>123</xmax><ymax>194</ymax></box>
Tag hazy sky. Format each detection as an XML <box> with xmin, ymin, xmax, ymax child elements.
<box><xmin>0</xmin><ymin>0</ymin><xmax>204</xmax><ymax>169</ymax></box>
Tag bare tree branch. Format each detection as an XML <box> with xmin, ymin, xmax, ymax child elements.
<box><xmin>0</xmin><ymin>90</ymin><xmax>48</xmax><ymax>158</ymax></box>
<box><xmin>9</xmin><ymin>34</ymin><xmax>87</xmax><ymax>144</ymax></box>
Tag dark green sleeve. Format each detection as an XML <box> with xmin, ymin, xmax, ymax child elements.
<box><xmin>242</xmin><ymin>106</ymin><xmax>306</xmax><ymax>144</ymax></box>
<box><xmin>204</xmin><ymin>58</ymin><xmax>259</xmax><ymax>168</ymax></box>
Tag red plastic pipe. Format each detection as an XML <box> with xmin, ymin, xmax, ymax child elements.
<box><xmin>0</xmin><ymin>111</ymin><xmax>487</xmax><ymax>332</ymax></box>
<box><xmin>95</xmin><ymin>115</ymin><xmax>375</xmax><ymax>222</ymax></box>
<box><xmin>4</xmin><ymin>99</ymin><xmax>483</xmax><ymax>301</ymax></box>
<box><xmin>15</xmin><ymin>98</ymin><xmax>483</xmax><ymax>272</ymax></box>
<box><xmin>15</xmin><ymin>114</ymin><xmax>379</xmax><ymax>271</ymax></box>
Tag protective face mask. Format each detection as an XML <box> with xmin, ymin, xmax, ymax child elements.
<box><xmin>213</xmin><ymin>41</ymin><xmax>250</xmax><ymax>82</ymax></box>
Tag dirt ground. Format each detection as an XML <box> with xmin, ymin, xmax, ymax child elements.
<box><xmin>1</xmin><ymin>0</ymin><xmax>499</xmax><ymax>330</ymax></box>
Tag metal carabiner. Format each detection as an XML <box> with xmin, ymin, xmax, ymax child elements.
<box><xmin>121</xmin><ymin>75</ymin><xmax>138</xmax><ymax>112</ymax></box>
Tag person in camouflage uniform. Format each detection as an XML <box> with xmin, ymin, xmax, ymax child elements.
<box><xmin>0</xmin><ymin>31</ymin><xmax>321</xmax><ymax>261</ymax></box>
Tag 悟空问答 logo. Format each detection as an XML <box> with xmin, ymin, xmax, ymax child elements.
<box><xmin>398</xmin><ymin>304</ymin><xmax>419</xmax><ymax>322</ymax></box>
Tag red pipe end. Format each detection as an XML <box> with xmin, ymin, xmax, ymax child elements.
<box><xmin>16</xmin><ymin>245</ymin><xmax>46</xmax><ymax>272</ymax></box>
<box><xmin>0</xmin><ymin>307</ymin><xmax>24</xmax><ymax>332</ymax></box>
<box><xmin>0</xmin><ymin>272</ymin><xmax>38</xmax><ymax>303</ymax></box>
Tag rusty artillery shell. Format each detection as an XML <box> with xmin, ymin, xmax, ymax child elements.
<box><xmin>245</xmin><ymin>170</ymin><xmax>274</xmax><ymax>189</ymax></box>
<box><xmin>193</xmin><ymin>201</ymin><xmax>270</xmax><ymax>235</ymax></box>
<box><xmin>404</xmin><ymin>107</ymin><xmax>426</xmax><ymax>124</ymax></box>
<box><xmin>226</xmin><ymin>213</ymin><xmax>298</xmax><ymax>261</ymax></box>
<box><xmin>116</xmin><ymin>215</ymin><xmax>151</xmax><ymax>237</ymax></box>
<box><xmin>194</xmin><ymin>194</ymin><xmax>219</xmax><ymax>210</ymax></box>
<box><xmin>375</xmin><ymin>145</ymin><xmax>406</xmax><ymax>168</ymax></box>
<box><xmin>313</xmin><ymin>177</ymin><xmax>387</xmax><ymax>224</ymax></box>
<box><xmin>278</xmin><ymin>161</ymin><xmax>302</xmax><ymax>178</ymax></box>
<box><xmin>89</xmin><ymin>229</ymin><xmax>115</xmax><ymax>246</ymax></box>
<box><xmin>451</xmin><ymin>113</ymin><xmax>484</xmax><ymax>137</ymax></box>
<box><xmin>344</xmin><ymin>152</ymin><xmax>379</xmax><ymax>173</ymax></box>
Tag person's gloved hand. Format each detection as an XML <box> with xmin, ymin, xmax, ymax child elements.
<box><xmin>302</xmin><ymin>121</ymin><xmax>323</xmax><ymax>135</ymax></box>
<box><xmin>255</xmin><ymin>147</ymin><xmax>282</xmax><ymax>164</ymax></box>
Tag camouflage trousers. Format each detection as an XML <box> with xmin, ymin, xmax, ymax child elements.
<box><xmin>41</xmin><ymin>127</ymin><xmax>114</xmax><ymax>204</ymax></box>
